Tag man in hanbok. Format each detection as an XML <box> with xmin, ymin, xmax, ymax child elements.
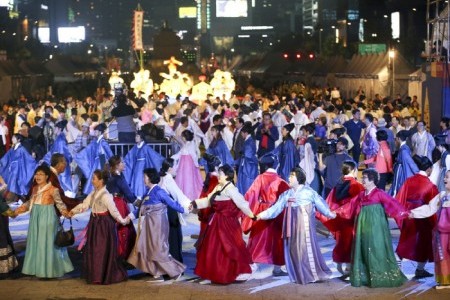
<box><xmin>236</xmin><ymin>123</ymin><xmax>258</xmax><ymax>195</ymax></box>
<box><xmin>395</xmin><ymin>155</ymin><xmax>439</xmax><ymax>278</ymax></box>
<box><xmin>42</xmin><ymin>120</ymin><xmax>75</xmax><ymax>197</ymax></box>
<box><xmin>389</xmin><ymin>130</ymin><xmax>419</xmax><ymax>196</ymax></box>
<box><xmin>433</xmin><ymin>135</ymin><xmax>450</xmax><ymax>191</ymax></box>
<box><xmin>242</xmin><ymin>154</ymin><xmax>290</xmax><ymax>276</ymax></box>
<box><xmin>124</xmin><ymin>130</ymin><xmax>165</xmax><ymax>198</ymax></box>
<box><xmin>74</xmin><ymin>123</ymin><xmax>113</xmax><ymax>195</ymax></box>
<box><xmin>0</xmin><ymin>134</ymin><xmax>36</xmax><ymax>199</ymax></box>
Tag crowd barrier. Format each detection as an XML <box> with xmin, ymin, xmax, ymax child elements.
<box><xmin>109</xmin><ymin>142</ymin><xmax>173</xmax><ymax>158</ymax></box>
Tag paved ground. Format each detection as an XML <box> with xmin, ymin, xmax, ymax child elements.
<box><xmin>1</xmin><ymin>205</ymin><xmax>450</xmax><ymax>300</ymax></box>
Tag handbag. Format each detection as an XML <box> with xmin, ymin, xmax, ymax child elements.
<box><xmin>55</xmin><ymin>218</ymin><xmax>75</xmax><ymax>247</ymax></box>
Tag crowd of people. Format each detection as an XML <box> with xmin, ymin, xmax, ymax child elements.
<box><xmin>0</xmin><ymin>84</ymin><xmax>449</xmax><ymax>291</ymax></box>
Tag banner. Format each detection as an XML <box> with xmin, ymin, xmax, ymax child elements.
<box><xmin>133</xmin><ymin>10</ymin><xmax>144</xmax><ymax>50</ymax></box>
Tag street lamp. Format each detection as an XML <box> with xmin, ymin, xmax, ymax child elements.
<box><xmin>389</xmin><ymin>49</ymin><xmax>395</xmax><ymax>96</ymax></box>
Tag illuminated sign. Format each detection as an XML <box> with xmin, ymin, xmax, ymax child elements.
<box><xmin>58</xmin><ymin>26</ymin><xmax>86</xmax><ymax>43</ymax></box>
<box><xmin>391</xmin><ymin>12</ymin><xmax>400</xmax><ymax>39</ymax></box>
<box><xmin>179</xmin><ymin>7</ymin><xmax>196</xmax><ymax>18</ymax></box>
<box><xmin>38</xmin><ymin>27</ymin><xmax>50</xmax><ymax>43</ymax></box>
<box><xmin>216</xmin><ymin>0</ymin><xmax>247</xmax><ymax>18</ymax></box>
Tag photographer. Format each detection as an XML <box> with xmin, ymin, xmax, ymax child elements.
<box><xmin>111</xmin><ymin>94</ymin><xmax>136</xmax><ymax>143</ymax></box>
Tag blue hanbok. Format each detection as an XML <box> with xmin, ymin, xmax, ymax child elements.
<box><xmin>237</xmin><ymin>136</ymin><xmax>258</xmax><ymax>195</ymax></box>
<box><xmin>0</xmin><ymin>143</ymin><xmax>36</xmax><ymax>196</ymax></box>
<box><xmin>206</xmin><ymin>138</ymin><xmax>234</xmax><ymax>167</ymax></box>
<box><xmin>124</xmin><ymin>142</ymin><xmax>165</xmax><ymax>198</ymax></box>
<box><xmin>74</xmin><ymin>137</ymin><xmax>113</xmax><ymax>195</ymax></box>
<box><xmin>275</xmin><ymin>137</ymin><xmax>300</xmax><ymax>182</ymax></box>
<box><xmin>42</xmin><ymin>133</ymin><xmax>74</xmax><ymax>194</ymax></box>
<box><xmin>389</xmin><ymin>143</ymin><xmax>419</xmax><ymax>196</ymax></box>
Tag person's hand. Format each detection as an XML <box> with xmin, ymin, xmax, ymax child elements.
<box><xmin>330</xmin><ymin>211</ymin><xmax>337</xmax><ymax>219</ymax></box>
<box><xmin>0</xmin><ymin>175</ymin><xmax>5</xmax><ymax>185</ymax></box>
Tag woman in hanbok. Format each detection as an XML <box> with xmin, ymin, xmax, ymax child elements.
<box><xmin>336</xmin><ymin>168</ymin><xmax>409</xmax><ymax>288</ymax></box>
<box><xmin>191</xmin><ymin>164</ymin><xmax>256</xmax><ymax>284</ymax></box>
<box><xmin>0</xmin><ymin>177</ymin><xmax>18</xmax><ymax>279</ymax></box>
<box><xmin>320</xmin><ymin>160</ymin><xmax>364</xmax><ymax>276</ymax></box>
<box><xmin>69</xmin><ymin>169</ymin><xmax>129</xmax><ymax>284</ymax></box>
<box><xmin>236</xmin><ymin>123</ymin><xmax>258</xmax><ymax>195</ymax></box>
<box><xmin>159</xmin><ymin>159</ymin><xmax>191</xmax><ymax>263</ymax></box>
<box><xmin>106</xmin><ymin>156</ymin><xmax>137</xmax><ymax>260</ymax></box>
<box><xmin>128</xmin><ymin>168</ymin><xmax>186</xmax><ymax>281</ymax></box>
<box><xmin>257</xmin><ymin>167</ymin><xmax>336</xmax><ymax>284</ymax></box>
<box><xmin>300</xmin><ymin>122</ymin><xmax>322</xmax><ymax>194</ymax></box>
<box><xmin>409</xmin><ymin>170</ymin><xmax>450</xmax><ymax>289</ymax></box>
<box><xmin>275</xmin><ymin>123</ymin><xmax>300</xmax><ymax>182</ymax></box>
<box><xmin>14</xmin><ymin>165</ymin><xmax>73</xmax><ymax>279</ymax></box>
<box><xmin>124</xmin><ymin>130</ymin><xmax>165</xmax><ymax>198</ymax></box>
<box><xmin>206</xmin><ymin>124</ymin><xmax>234</xmax><ymax>167</ymax></box>
<box><xmin>172</xmin><ymin>130</ymin><xmax>203</xmax><ymax>200</ymax></box>
<box><xmin>197</xmin><ymin>153</ymin><xmax>221</xmax><ymax>237</ymax></box>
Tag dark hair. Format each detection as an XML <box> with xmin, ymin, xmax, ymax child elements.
<box><xmin>352</xmin><ymin>109</ymin><xmax>360</xmax><ymax>115</ymax></box>
<box><xmin>50</xmin><ymin>153</ymin><xmax>65</xmax><ymax>168</ymax></box>
<box><xmin>90</xmin><ymin>113</ymin><xmax>99</xmax><ymax>122</ymax></box>
<box><xmin>412</xmin><ymin>155</ymin><xmax>433</xmax><ymax>171</ymax></box>
<box><xmin>143</xmin><ymin>168</ymin><xmax>160</xmax><ymax>184</ymax></box>
<box><xmin>342</xmin><ymin>160</ymin><xmax>357</xmax><ymax>176</ymax></box>
<box><xmin>93</xmin><ymin>169</ymin><xmax>110</xmax><ymax>183</ymax></box>
<box><xmin>241</xmin><ymin>123</ymin><xmax>253</xmax><ymax>134</ymax></box>
<box><xmin>432</xmin><ymin>147</ymin><xmax>442</xmax><ymax>164</ymax></box>
<box><xmin>181</xmin><ymin>129</ymin><xmax>194</xmax><ymax>142</ymax></box>
<box><xmin>160</xmin><ymin>158</ymin><xmax>174</xmax><ymax>176</ymax></box>
<box><xmin>212</xmin><ymin>114</ymin><xmax>222</xmax><ymax>123</ymax></box>
<box><xmin>376</xmin><ymin>130</ymin><xmax>388</xmax><ymax>141</ymax></box>
<box><xmin>365</xmin><ymin>113</ymin><xmax>374</xmax><ymax>123</ymax></box>
<box><xmin>362</xmin><ymin>168</ymin><xmax>379</xmax><ymax>185</ymax></box>
<box><xmin>180</xmin><ymin>116</ymin><xmax>188</xmax><ymax>125</ymax></box>
<box><xmin>13</xmin><ymin>133</ymin><xmax>24</xmax><ymax>142</ymax></box>
<box><xmin>21</xmin><ymin>121</ymin><xmax>31</xmax><ymax>128</ymax></box>
<box><xmin>108</xmin><ymin>155</ymin><xmax>122</xmax><ymax>173</ymax></box>
<box><xmin>292</xmin><ymin>167</ymin><xmax>306</xmax><ymax>185</ymax></box>
<box><xmin>218</xmin><ymin>164</ymin><xmax>235</xmax><ymax>182</ymax></box>
<box><xmin>34</xmin><ymin>165</ymin><xmax>52</xmax><ymax>182</ymax></box>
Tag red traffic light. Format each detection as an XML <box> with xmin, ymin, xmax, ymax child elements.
<box><xmin>283</xmin><ymin>53</ymin><xmax>289</xmax><ymax>59</ymax></box>
<box><xmin>296</xmin><ymin>53</ymin><xmax>301</xmax><ymax>59</ymax></box>
<box><xmin>309</xmin><ymin>53</ymin><xmax>314</xmax><ymax>59</ymax></box>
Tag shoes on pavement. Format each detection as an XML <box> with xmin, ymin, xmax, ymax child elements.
<box><xmin>235</xmin><ymin>273</ymin><xmax>252</xmax><ymax>281</ymax></box>
<box><xmin>415</xmin><ymin>269</ymin><xmax>434</xmax><ymax>278</ymax></box>
<box><xmin>435</xmin><ymin>285</ymin><xmax>450</xmax><ymax>289</ymax></box>
<box><xmin>272</xmin><ymin>270</ymin><xmax>289</xmax><ymax>277</ymax></box>
<box><xmin>146</xmin><ymin>276</ymin><xmax>164</xmax><ymax>283</ymax></box>
<box><xmin>199</xmin><ymin>279</ymin><xmax>211</xmax><ymax>285</ymax></box>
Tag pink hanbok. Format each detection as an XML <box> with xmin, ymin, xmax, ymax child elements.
<box><xmin>172</xmin><ymin>141</ymin><xmax>203</xmax><ymax>200</ymax></box>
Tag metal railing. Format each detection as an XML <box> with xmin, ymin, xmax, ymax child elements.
<box><xmin>109</xmin><ymin>142</ymin><xmax>173</xmax><ymax>158</ymax></box>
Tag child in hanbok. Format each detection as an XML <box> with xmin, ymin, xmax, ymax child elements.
<box><xmin>409</xmin><ymin>170</ymin><xmax>450</xmax><ymax>289</ymax></box>
<box><xmin>172</xmin><ymin>130</ymin><xmax>203</xmax><ymax>200</ymax></box>
<box><xmin>257</xmin><ymin>167</ymin><xmax>336</xmax><ymax>284</ymax></box>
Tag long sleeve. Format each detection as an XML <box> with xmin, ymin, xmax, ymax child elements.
<box><xmin>53</xmin><ymin>189</ymin><xmax>68</xmax><ymax>215</ymax></box>
<box><xmin>161</xmin><ymin>175</ymin><xmax>191</xmax><ymax>211</ymax></box>
<box><xmin>104</xmin><ymin>193</ymin><xmax>126</xmax><ymax>223</ymax></box>
<box><xmin>158</xmin><ymin>189</ymin><xmax>185</xmax><ymax>213</ymax></box>
<box><xmin>227</xmin><ymin>185</ymin><xmax>254</xmax><ymax>217</ymax></box>
<box><xmin>410</xmin><ymin>193</ymin><xmax>442</xmax><ymax>219</ymax></box>
<box><xmin>379</xmin><ymin>190</ymin><xmax>408</xmax><ymax>219</ymax></box>
<box><xmin>312</xmin><ymin>191</ymin><xmax>334</xmax><ymax>218</ymax></box>
<box><xmin>71</xmin><ymin>192</ymin><xmax>93</xmax><ymax>214</ymax></box>
<box><xmin>258</xmin><ymin>190</ymin><xmax>289</xmax><ymax>220</ymax></box>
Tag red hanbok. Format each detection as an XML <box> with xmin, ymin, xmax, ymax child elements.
<box><xmin>395</xmin><ymin>173</ymin><xmax>439</xmax><ymax>262</ymax></box>
<box><xmin>242</xmin><ymin>170</ymin><xmax>290</xmax><ymax>265</ymax></box>
<box><xmin>319</xmin><ymin>176</ymin><xmax>364</xmax><ymax>263</ymax></box>
<box><xmin>198</xmin><ymin>174</ymin><xmax>219</xmax><ymax>235</ymax></box>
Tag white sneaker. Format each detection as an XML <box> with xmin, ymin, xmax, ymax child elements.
<box><xmin>199</xmin><ymin>279</ymin><xmax>211</xmax><ymax>285</ymax></box>
<box><xmin>435</xmin><ymin>285</ymin><xmax>450</xmax><ymax>289</ymax></box>
<box><xmin>236</xmin><ymin>273</ymin><xmax>252</xmax><ymax>281</ymax></box>
<box><xmin>146</xmin><ymin>276</ymin><xmax>164</xmax><ymax>283</ymax></box>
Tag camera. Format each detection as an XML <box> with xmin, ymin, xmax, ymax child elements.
<box><xmin>114</xmin><ymin>83</ymin><xmax>124</xmax><ymax>97</ymax></box>
<box><xmin>318</xmin><ymin>138</ymin><xmax>337</xmax><ymax>158</ymax></box>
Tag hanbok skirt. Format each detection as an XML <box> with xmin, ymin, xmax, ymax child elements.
<box><xmin>351</xmin><ymin>204</ymin><xmax>407</xmax><ymax>288</ymax></box>
<box><xmin>167</xmin><ymin>206</ymin><xmax>183</xmax><ymax>263</ymax></box>
<box><xmin>113</xmin><ymin>196</ymin><xmax>137</xmax><ymax>260</ymax></box>
<box><xmin>283</xmin><ymin>204</ymin><xmax>332</xmax><ymax>284</ymax></box>
<box><xmin>175</xmin><ymin>155</ymin><xmax>203</xmax><ymax>201</ymax></box>
<box><xmin>22</xmin><ymin>204</ymin><xmax>74</xmax><ymax>278</ymax></box>
<box><xmin>0</xmin><ymin>214</ymin><xmax>18</xmax><ymax>278</ymax></box>
<box><xmin>83</xmin><ymin>212</ymin><xmax>127</xmax><ymax>284</ymax></box>
<box><xmin>434</xmin><ymin>206</ymin><xmax>450</xmax><ymax>286</ymax></box>
<box><xmin>195</xmin><ymin>200</ymin><xmax>252</xmax><ymax>284</ymax></box>
<box><xmin>128</xmin><ymin>203</ymin><xmax>186</xmax><ymax>277</ymax></box>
